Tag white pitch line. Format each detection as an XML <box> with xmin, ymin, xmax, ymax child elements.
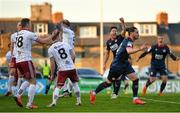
<box><xmin>121</xmin><ymin>95</ymin><xmax>180</xmax><ymax>105</ymax></box>
<box><xmin>141</xmin><ymin>97</ymin><xmax>180</xmax><ymax>105</ymax></box>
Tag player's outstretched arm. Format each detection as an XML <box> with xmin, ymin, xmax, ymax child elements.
<box><xmin>126</xmin><ymin>43</ymin><xmax>148</xmax><ymax>55</ymax></box>
<box><xmin>136</xmin><ymin>46</ymin><xmax>152</xmax><ymax>62</ymax></box>
<box><xmin>169</xmin><ymin>52</ymin><xmax>179</xmax><ymax>61</ymax></box>
<box><xmin>136</xmin><ymin>51</ymin><xmax>149</xmax><ymax>62</ymax></box>
<box><xmin>36</xmin><ymin>29</ymin><xmax>59</xmax><ymax>44</ymax></box>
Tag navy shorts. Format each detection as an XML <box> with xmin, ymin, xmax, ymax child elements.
<box><xmin>108</xmin><ymin>62</ymin><xmax>135</xmax><ymax>82</ymax></box>
<box><xmin>150</xmin><ymin>67</ymin><xmax>168</xmax><ymax>77</ymax></box>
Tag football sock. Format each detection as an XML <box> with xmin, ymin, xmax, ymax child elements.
<box><xmin>73</xmin><ymin>82</ymin><xmax>81</xmax><ymax>102</ymax></box>
<box><xmin>132</xmin><ymin>79</ymin><xmax>139</xmax><ymax>97</ymax></box>
<box><xmin>62</xmin><ymin>83</ymin><xmax>68</xmax><ymax>92</ymax></box>
<box><xmin>95</xmin><ymin>82</ymin><xmax>111</xmax><ymax>94</ymax></box>
<box><xmin>11</xmin><ymin>86</ymin><xmax>17</xmax><ymax>96</ymax></box>
<box><xmin>17</xmin><ymin>81</ymin><xmax>29</xmax><ymax>97</ymax></box>
<box><xmin>7</xmin><ymin>76</ymin><xmax>14</xmax><ymax>92</ymax></box>
<box><xmin>17</xmin><ymin>77</ymin><xmax>23</xmax><ymax>89</ymax></box>
<box><xmin>27</xmin><ymin>84</ymin><xmax>36</xmax><ymax>106</ymax></box>
<box><xmin>146</xmin><ymin>78</ymin><xmax>152</xmax><ymax>87</ymax></box>
<box><xmin>113</xmin><ymin>80</ymin><xmax>121</xmax><ymax>95</ymax></box>
<box><xmin>52</xmin><ymin>87</ymin><xmax>60</xmax><ymax>104</ymax></box>
<box><xmin>160</xmin><ymin>82</ymin><xmax>167</xmax><ymax>93</ymax></box>
<box><xmin>68</xmin><ymin>80</ymin><xmax>73</xmax><ymax>93</ymax></box>
<box><xmin>124</xmin><ymin>83</ymin><xmax>129</xmax><ymax>90</ymax></box>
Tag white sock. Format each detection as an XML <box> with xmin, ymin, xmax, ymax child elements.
<box><xmin>27</xmin><ymin>84</ymin><xmax>36</xmax><ymax>106</ymax></box>
<box><xmin>17</xmin><ymin>77</ymin><xmax>23</xmax><ymax>89</ymax></box>
<box><xmin>68</xmin><ymin>79</ymin><xmax>73</xmax><ymax>93</ymax></box>
<box><xmin>62</xmin><ymin>83</ymin><xmax>67</xmax><ymax>92</ymax></box>
<box><xmin>7</xmin><ymin>76</ymin><xmax>14</xmax><ymax>92</ymax></box>
<box><xmin>11</xmin><ymin>86</ymin><xmax>18</xmax><ymax>96</ymax></box>
<box><xmin>73</xmin><ymin>82</ymin><xmax>81</xmax><ymax>101</ymax></box>
<box><xmin>133</xmin><ymin>97</ymin><xmax>138</xmax><ymax>100</ymax></box>
<box><xmin>52</xmin><ymin>87</ymin><xmax>60</xmax><ymax>104</ymax></box>
<box><xmin>17</xmin><ymin>81</ymin><xmax>29</xmax><ymax>97</ymax></box>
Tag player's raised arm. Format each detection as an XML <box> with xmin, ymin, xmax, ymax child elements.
<box><xmin>119</xmin><ymin>17</ymin><xmax>126</xmax><ymax>37</ymax></box>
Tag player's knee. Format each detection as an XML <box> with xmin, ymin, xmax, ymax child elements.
<box><xmin>10</xmin><ymin>69</ymin><xmax>15</xmax><ymax>76</ymax></box>
<box><xmin>104</xmin><ymin>82</ymin><xmax>112</xmax><ymax>87</ymax></box>
<box><xmin>133</xmin><ymin>78</ymin><xmax>139</xmax><ymax>84</ymax></box>
<box><xmin>29</xmin><ymin>78</ymin><xmax>36</xmax><ymax>84</ymax></box>
<box><xmin>162</xmin><ymin>79</ymin><xmax>167</xmax><ymax>83</ymax></box>
<box><xmin>161</xmin><ymin>76</ymin><xmax>168</xmax><ymax>81</ymax></box>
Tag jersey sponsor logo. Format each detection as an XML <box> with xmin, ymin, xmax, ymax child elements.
<box><xmin>163</xmin><ymin>49</ymin><xmax>166</xmax><ymax>53</ymax></box>
<box><xmin>155</xmin><ymin>54</ymin><xmax>163</xmax><ymax>60</ymax></box>
<box><xmin>110</xmin><ymin>43</ymin><xmax>118</xmax><ymax>51</ymax></box>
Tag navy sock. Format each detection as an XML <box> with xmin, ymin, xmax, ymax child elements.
<box><xmin>124</xmin><ymin>83</ymin><xmax>129</xmax><ymax>90</ymax></box>
<box><xmin>95</xmin><ymin>82</ymin><xmax>112</xmax><ymax>94</ymax></box>
<box><xmin>146</xmin><ymin>78</ymin><xmax>152</xmax><ymax>87</ymax></box>
<box><xmin>113</xmin><ymin>80</ymin><xmax>121</xmax><ymax>95</ymax></box>
<box><xmin>132</xmin><ymin>79</ymin><xmax>139</xmax><ymax>97</ymax></box>
<box><xmin>160</xmin><ymin>82</ymin><xmax>167</xmax><ymax>93</ymax></box>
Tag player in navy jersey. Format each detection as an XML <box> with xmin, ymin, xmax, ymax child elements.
<box><xmin>137</xmin><ymin>35</ymin><xmax>179</xmax><ymax>96</ymax></box>
<box><xmin>90</xmin><ymin>27</ymin><xmax>147</xmax><ymax>105</ymax></box>
<box><xmin>103</xmin><ymin>18</ymin><xmax>129</xmax><ymax>99</ymax></box>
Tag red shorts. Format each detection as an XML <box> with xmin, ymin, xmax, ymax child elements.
<box><xmin>9</xmin><ymin>57</ymin><xmax>16</xmax><ymax>68</ymax></box>
<box><xmin>16</xmin><ymin>61</ymin><xmax>36</xmax><ymax>80</ymax></box>
<box><xmin>56</xmin><ymin>69</ymin><xmax>78</xmax><ymax>87</ymax></box>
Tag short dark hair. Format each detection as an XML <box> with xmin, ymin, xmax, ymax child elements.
<box><xmin>21</xmin><ymin>18</ymin><xmax>30</xmax><ymax>28</ymax></box>
<box><xmin>126</xmin><ymin>27</ymin><xmax>137</xmax><ymax>35</ymax></box>
<box><xmin>110</xmin><ymin>26</ymin><xmax>117</xmax><ymax>31</ymax></box>
<box><xmin>62</xmin><ymin>19</ymin><xmax>70</xmax><ymax>27</ymax></box>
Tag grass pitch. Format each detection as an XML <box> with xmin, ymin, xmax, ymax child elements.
<box><xmin>0</xmin><ymin>93</ymin><xmax>180</xmax><ymax>112</ymax></box>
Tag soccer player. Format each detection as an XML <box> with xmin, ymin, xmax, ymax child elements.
<box><xmin>103</xmin><ymin>18</ymin><xmax>129</xmax><ymax>99</ymax></box>
<box><xmin>90</xmin><ymin>27</ymin><xmax>147</xmax><ymax>105</ymax></box>
<box><xmin>5</xmin><ymin>22</ymin><xmax>22</xmax><ymax>96</ymax></box>
<box><xmin>137</xmin><ymin>35</ymin><xmax>180</xmax><ymax>96</ymax></box>
<box><xmin>13</xmin><ymin>18</ymin><xmax>58</xmax><ymax>109</ymax></box>
<box><xmin>4</xmin><ymin>44</ymin><xmax>13</xmax><ymax>96</ymax></box>
<box><xmin>45</xmin><ymin>19</ymin><xmax>75</xmax><ymax>96</ymax></box>
<box><xmin>60</xmin><ymin>19</ymin><xmax>75</xmax><ymax>96</ymax></box>
<box><xmin>47</xmin><ymin>26</ymin><xmax>81</xmax><ymax>107</ymax></box>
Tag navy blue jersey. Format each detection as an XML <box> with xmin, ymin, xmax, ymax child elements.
<box><xmin>139</xmin><ymin>44</ymin><xmax>177</xmax><ymax>69</ymax></box>
<box><xmin>110</xmin><ymin>38</ymin><xmax>133</xmax><ymax>69</ymax></box>
<box><xmin>106</xmin><ymin>35</ymin><xmax>124</xmax><ymax>58</ymax></box>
